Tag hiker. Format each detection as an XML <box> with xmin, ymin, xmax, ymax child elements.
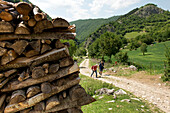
<box><xmin>99</xmin><ymin>60</ymin><xmax>104</xmax><ymax>76</ymax></box>
<box><xmin>91</xmin><ymin>64</ymin><xmax>98</xmax><ymax>78</ymax></box>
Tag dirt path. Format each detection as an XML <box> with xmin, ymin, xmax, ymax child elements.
<box><xmin>80</xmin><ymin>59</ymin><xmax>170</xmax><ymax>113</ymax></box>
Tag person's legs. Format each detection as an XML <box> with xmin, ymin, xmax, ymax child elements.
<box><xmin>91</xmin><ymin>70</ymin><xmax>94</xmax><ymax>77</ymax></box>
<box><xmin>95</xmin><ymin>70</ymin><xmax>97</xmax><ymax>78</ymax></box>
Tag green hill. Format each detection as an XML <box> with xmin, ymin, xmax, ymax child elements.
<box><xmin>70</xmin><ymin>16</ymin><xmax>119</xmax><ymax>42</ymax></box>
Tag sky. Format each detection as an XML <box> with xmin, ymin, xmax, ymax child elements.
<box><xmin>29</xmin><ymin>0</ymin><xmax>170</xmax><ymax>22</ymax></box>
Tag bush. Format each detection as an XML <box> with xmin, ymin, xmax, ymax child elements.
<box><xmin>115</xmin><ymin>52</ymin><xmax>128</xmax><ymax>64</ymax></box>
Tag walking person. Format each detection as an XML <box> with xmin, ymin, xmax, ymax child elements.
<box><xmin>99</xmin><ymin>60</ymin><xmax>104</xmax><ymax>76</ymax></box>
<box><xmin>91</xmin><ymin>64</ymin><xmax>98</xmax><ymax>78</ymax></box>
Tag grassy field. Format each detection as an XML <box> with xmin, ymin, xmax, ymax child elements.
<box><xmin>124</xmin><ymin>32</ymin><xmax>146</xmax><ymax>39</ymax></box>
<box><xmin>79</xmin><ymin>74</ymin><xmax>162</xmax><ymax>113</ymax></box>
<box><xmin>125</xmin><ymin>41</ymin><xmax>170</xmax><ymax>74</ymax></box>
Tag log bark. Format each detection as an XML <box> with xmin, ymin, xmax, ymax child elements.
<box><xmin>0</xmin><ymin>21</ymin><xmax>14</xmax><ymax>33</ymax></box>
<box><xmin>29</xmin><ymin>40</ymin><xmax>41</xmax><ymax>52</ymax></box>
<box><xmin>34</xmin><ymin>19</ymin><xmax>53</xmax><ymax>33</ymax></box>
<box><xmin>41</xmin><ymin>82</ymin><xmax>52</xmax><ymax>94</ymax></box>
<box><xmin>4</xmin><ymin>69</ymin><xmax>17</xmax><ymax>77</ymax></box>
<box><xmin>55</xmin><ymin>39</ymin><xmax>65</xmax><ymax>49</ymax></box>
<box><xmin>28</xmin><ymin>18</ymin><xmax>36</xmax><ymax>27</ymax></box>
<box><xmin>0</xmin><ymin>32</ymin><xmax>76</xmax><ymax>41</ymax></box>
<box><xmin>4</xmin><ymin>77</ymin><xmax>81</xmax><ymax>113</ymax></box>
<box><xmin>18</xmin><ymin>70</ymin><xmax>30</xmax><ymax>82</ymax></box>
<box><xmin>46</xmin><ymin>95</ymin><xmax>59</xmax><ymax>111</ymax></box>
<box><xmin>1</xmin><ymin>50</ymin><xmax>17</xmax><ymax>65</ymax></box>
<box><xmin>26</xmin><ymin>86</ymin><xmax>41</xmax><ymax>98</ymax></box>
<box><xmin>46</xmin><ymin>93</ymin><xmax>95</xmax><ymax>112</ymax></box>
<box><xmin>52</xmin><ymin>18</ymin><xmax>69</xmax><ymax>28</ymax></box>
<box><xmin>34</xmin><ymin>101</ymin><xmax>45</xmax><ymax>111</ymax></box>
<box><xmin>0</xmin><ymin>47</ymin><xmax>69</xmax><ymax>71</ymax></box>
<box><xmin>0</xmin><ymin>102</ymin><xmax>5</xmax><ymax>113</ymax></box>
<box><xmin>42</xmin><ymin>63</ymin><xmax>49</xmax><ymax>74</ymax></box>
<box><xmin>0</xmin><ymin>11</ymin><xmax>13</xmax><ymax>21</ymax></box>
<box><xmin>24</xmin><ymin>50</ymin><xmax>39</xmax><ymax>58</ymax></box>
<box><xmin>34</xmin><ymin>12</ymin><xmax>47</xmax><ymax>22</ymax></box>
<box><xmin>49</xmin><ymin>63</ymin><xmax>59</xmax><ymax>74</ymax></box>
<box><xmin>1</xmin><ymin>62</ymin><xmax>79</xmax><ymax>92</ymax></box>
<box><xmin>0</xmin><ymin>94</ymin><xmax>6</xmax><ymax>108</ymax></box>
<box><xmin>0</xmin><ymin>77</ymin><xmax>5</xmax><ymax>83</ymax></box>
<box><xmin>15</xmin><ymin>21</ymin><xmax>31</xmax><ymax>34</ymax></box>
<box><xmin>41</xmin><ymin>44</ymin><xmax>52</xmax><ymax>54</ymax></box>
<box><xmin>0</xmin><ymin>41</ymin><xmax>12</xmax><ymax>48</ymax></box>
<box><xmin>10</xmin><ymin>40</ymin><xmax>29</xmax><ymax>55</ymax></box>
<box><xmin>67</xmin><ymin>108</ymin><xmax>83</xmax><ymax>113</ymax></box>
<box><xmin>9</xmin><ymin>90</ymin><xmax>26</xmax><ymax>104</ymax></box>
<box><xmin>15</xmin><ymin>2</ymin><xmax>32</xmax><ymax>15</ymax></box>
<box><xmin>31</xmin><ymin>66</ymin><xmax>45</xmax><ymax>79</ymax></box>
<box><xmin>0</xmin><ymin>47</ymin><xmax>7</xmax><ymax>56</ymax></box>
<box><xmin>18</xmin><ymin>14</ymin><xmax>30</xmax><ymax>21</ymax></box>
<box><xmin>20</xmin><ymin>108</ymin><xmax>32</xmax><ymax>113</ymax></box>
<box><xmin>59</xmin><ymin>57</ymin><xmax>74</xmax><ymax>68</ymax></box>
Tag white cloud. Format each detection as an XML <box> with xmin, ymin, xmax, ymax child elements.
<box><xmin>89</xmin><ymin>0</ymin><xmax>140</xmax><ymax>15</ymax></box>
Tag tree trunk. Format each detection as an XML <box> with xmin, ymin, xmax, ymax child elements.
<box><xmin>41</xmin><ymin>44</ymin><xmax>52</xmax><ymax>54</ymax></box>
<box><xmin>9</xmin><ymin>90</ymin><xmax>26</xmax><ymax>104</ymax></box>
<box><xmin>0</xmin><ymin>21</ymin><xmax>14</xmax><ymax>33</ymax></box>
<box><xmin>26</xmin><ymin>86</ymin><xmax>41</xmax><ymax>98</ymax></box>
<box><xmin>15</xmin><ymin>21</ymin><xmax>31</xmax><ymax>34</ymax></box>
<box><xmin>4</xmin><ymin>77</ymin><xmax>81</xmax><ymax>113</ymax></box>
<box><xmin>52</xmin><ymin>18</ymin><xmax>69</xmax><ymax>28</ymax></box>
<box><xmin>41</xmin><ymin>82</ymin><xmax>52</xmax><ymax>94</ymax></box>
<box><xmin>46</xmin><ymin>95</ymin><xmax>60</xmax><ymax>111</ymax></box>
<box><xmin>10</xmin><ymin>40</ymin><xmax>29</xmax><ymax>55</ymax></box>
<box><xmin>1</xmin><ymin>62</ymin><xmax>79</xmax><ymax>92</ymax></box>
<box><xmin>15</xmin><ymin>2</ymin><xmax>32</xmax><ymax>15</ymax></box>
<box><xmin>34</xmin><ymin>101</ymin><xmax>45</xmax><ymax>111</ymax></box>
<box><xmin>31</xmin><ymin>66</ymin><xmax>45</xmax><ymax>79</ymax></box>
<box><xmin>1</xmin><ymin>50</ymin><xmax>18</xmax><ymax>65</ymax></box>
<box><xmin>59</xmin><ymin>57</ymin><xmax>74</xmax><ymax>68</ymax></box>
<box><xmin>49</xmin><ymin>63</ymin><xmax>59</xmax><ymax>74</ymax></box>
<box><xmin>34</xmin><ymin>19</ymin><xmax>53</xmax><ymax>33</ymax></box>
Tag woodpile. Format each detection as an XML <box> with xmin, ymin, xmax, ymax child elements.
<box><xmin>0</xmin><ymin>1</ymin><xmax>95</xmax><ymax>113</ymax></box>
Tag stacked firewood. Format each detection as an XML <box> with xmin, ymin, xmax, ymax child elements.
<box><xmin>0</xmin><ymin>1</ymin><xmax>95</xmax><ymax>113</ymax></box>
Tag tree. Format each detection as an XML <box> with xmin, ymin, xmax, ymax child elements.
<box><xmin>115</xmin><ymin>52</ymin><xmax>128</xmax><ymax>64</ymax></box>
<box><xmin>140</xmin><ymin>43</ymin><xmax>147</xmax><ymax>55</ymax></box>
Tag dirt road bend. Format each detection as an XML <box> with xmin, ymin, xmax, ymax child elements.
<box><xmin>79</xmin><ymin>59</ymin><xmax>170</xmax><ymax>113</ymax></box>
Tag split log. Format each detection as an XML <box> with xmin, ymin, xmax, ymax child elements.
<box><xmin>0</xmin><ymin>41</ymin><xmax>12</xmax><ymax>48</ymax></box>
<box><xmin>1</xmin><ymin>50</ymin><xmax>17</xmax><ymax>65</ymax></box>
<box><xmin>0</xmin><ymin>94</ymin><xmax>6</xmax><ymax>108</ymax></box>
<box><xmin>55</xmin><ymin>39</ymin><xmax>65</xmax><ymax>49</ymax></box>
<box><xmin>34</xmin><ymin>101</ymin><xmax>45</xmax><ymax>111</ymax></box>
<box><xmin>0</xmin><ymin>11</ymin><xmax>13</xmax><ymax>21</ymax></box>
<box><xmin>1</xmin><ymin>62</ymin><xmax>79</xmax><ymax>92</ymax></box>
<box><xmin>42</xmin><ymin>63</ymin><xmax>49</xmax><ymax>74</ymax></box>
<box><xmin>52</xmin><ymin>18</ymin><xmax>69</xmax><ymax>28</ymax></box>
<box><xmin>46</xmin><ymin>93</ymin><xmax>95</xmax><ymax>112</ymax></box>
<box><xmin>18</xmin><ymin>14</ymin><xmax>30</xmax><ymax>21</ymax></box>
<box><xmin>0</xmin><ymin>4</ymin><xmax>11</xmax><ymax>9</ymax></box>
<box><xmin>41</xmin><ymin>44</ymin><xmax>52</xmax><ymax>54</ymax></box>
<box><xmin>49</xmin><ymin>63</ymin><xmax>59</xmax><ymax>74</ymax></box>
<box><xmin>4</xmin><ymin>77</ymin><xmax>81</xmax><ymax>113</ymax></box>
<box><xmin>6</xmin><ymin>95</ymin><xmax>11</xmax><ymax>103</ymax></box>
<box><xmin>15</xmin><ymin>2</ymin><xmax>32</xmax><ymax>15</ymax></box>
<box><xmin>0</xmin><ymin>77</ymin><xmax>5</xmax><ymax>82</ymax></box>
<box><xmin>31</xmin><ymin>66</ymin><xmax>45</xmax><ymax>79</ymax></box>
<box><xmin>0</xmin><ymin>47</ymin><xmax>7</xmax><ymax>56</ymax></box>
<box><xmin>67</xmin><ymin>108</ymin><xmax>83</xmax><ymax>113</ymax></box>
<box><xmin>0</xmin><ymin>21</ymin><xmax>14</xmax><ymax>33</ymax></box>
<box><xmin>9</xmin><ymin>90</ymin><xmax>26</xmax><ymax>104</ymax></box>
<box><xmin>0</xmin><ymin>73</ymin><xmax>17</xmax><ymax>88</ymax></box>
<box><xmin>29</xmin><ymin>40</ymin><xmax>41</xmax><ymax>52</ymax></box>
<box><xmin>24</xmin><ymin>50</ymin><xmax>39</xmax><ymax>58</ymax></box>
<box><xmin>46</xmin><ymin>95</ymin><xmax>59</xmax><ymax>111</ymax></box>
<box><xmin>0</xmin><ymin>102</ymin><xmax>5</xmax><ymax>113</ymax></box>
<box><xmin>59</xmin><ymin>57</ymin><xmax>74</xmax><ymax>68</ymax></box>
<box><xmin>10</xmin><ymin>40</ymin><xmax>29</xmax><ymax>55</ymax></box>
<box><xmin>0</xmin><ymin>47</ymin><xmax>69</xmax><ymax>71</ymax></box>
<box><xmin>26</xmin><ymin>86</ymin><xmax>41</xmax><ymax>98</ymax></box>
<box><xmin>4</xmin><ymin>7</ymin><xmax>15</xmax><ymax>12</ymax></box>
<box><xmin>63</xmin><ymin>91</ymin><xmax>67</xmax><ymax>98</ymax></box>
<box><xmin>44</xmin><ymin>40</ymin><xmax>51</xmax><ymax>45</ymax></box>
<box><xmin>15</xmin><ymin>21</ymin><xmax>31</xmax><ymax>34</ymax></box>
<box><xmin>34</xmin><ymin>19</ymin><xmax>53</xmax><ymax>33</ymax></box>
<box><xmin>41</xmin><ymin>82</ymin><xmax>52</xmax><ymax>94</ymax></box>
<box><xmin>10</xmin><ymin>10</ymin><xmax>19</xmax><ymax>19</ymax></box>
<box><xmin>4</xmin><ymin>69</ymin><xmax>17</xmax><ymax>77</ymax></box>
<box><xmin>28</xmin><ymin>18</ymin><xmax>36</xmax><ymax>27</ymax></box>
<box><xmin>0</xmin><ymin>32</ymin><xmax>76</xmax><ymax>41</ymax></box>
<box><xmin>20</xmin><ymin>108</ymin><xmax>32</xmax><ymax>113</ymax></box>
<box><xmin>54</xmin><ymin>78</ymin><xmax>66</xmax><ymax>86</ymax></box>
<box><xmin>18</xmin><ymin>70</ymin><xmax>30</xmax><ymax>82</ymax></box>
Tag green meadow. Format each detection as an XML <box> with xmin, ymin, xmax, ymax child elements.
<box><xmin>124</xmin><ymin>32</ymin><xmax>146</xmax><ymax>39</ymax></box>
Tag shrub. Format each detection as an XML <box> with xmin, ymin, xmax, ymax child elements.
<box><xmin>115</xmin><ymin>52</ymin><xmax>128</xmax><ymax>64</ymax></box>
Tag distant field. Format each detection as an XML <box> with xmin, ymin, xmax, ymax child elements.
<box><xmin>125</xmin><ymin>41</ymin><xmax>170</xmax><ymax>73</ymax></box>
<box><xmin>124</xmin><ymin>32</ymin><xmax>146</xmax><ymax>39</ymax></box>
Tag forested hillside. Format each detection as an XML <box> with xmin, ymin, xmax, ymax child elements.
<box><xmin>70</xmin><ymin>16</ymin><xmax>119</xmax><ymax>42</ymax></box>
